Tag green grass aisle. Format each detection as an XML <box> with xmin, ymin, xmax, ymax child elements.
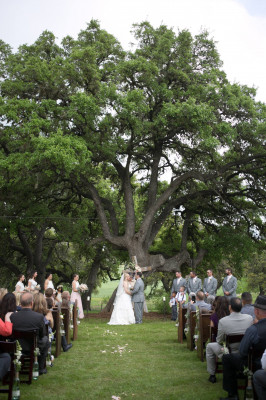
<box><xmin>19</xmin><ymin>318</ymin><xmax>227</xmax><ymax>400</ymax></box>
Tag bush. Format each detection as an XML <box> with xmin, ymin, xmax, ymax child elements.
<box><xmin>150</xmin><ymin>289</ymin><xmax>171</xmax><ymax>314</ymax></box>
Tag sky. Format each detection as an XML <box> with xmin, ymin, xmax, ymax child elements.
<box><xmin>0</xmin><ymin>0</ymin><xmax>266</xmax><ymax>102</ymax></box>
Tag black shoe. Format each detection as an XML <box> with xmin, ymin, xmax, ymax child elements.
<box><xmin>63</xmin><ymin>343</ymin><xmax>73</xmax><ymax>352</ymax></box>
<box><xmin>220</xmin><ymin>396</ymin><xmax>238</xmax><ymax>400</ymax></box>
<box><xmin>208</xmin><ymin>375</ymin><xmax>216</xmax><ymax>383</ymax></box>
<box><xmin>39</xmin><ymin>368</ymin><xmax>47</xmax><ymax>375</ymax></box>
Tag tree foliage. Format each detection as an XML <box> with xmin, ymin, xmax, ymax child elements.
<box><xmin>0</xmin><ymin>21</ymin><xmax>265</xmax><ymax>290</ymax></box>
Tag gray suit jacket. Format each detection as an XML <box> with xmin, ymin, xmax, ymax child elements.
<box><xmin>131</xmin><ymin>278</ymin><xmax>145</xmax><ymax>303</ymax></box>
<box><xmin>222</xmin><ymin>275</ymin><xmax>237</xmax><ymax>298</ymax></box>
<box><xmin>171</xmin><ymin>277</ymin><xmax>187</xmax><ymax>293</ymax></box>
<box><xmin>216</xmin><ymin>312</ymin><xmax>253</xmax><ymax>351</ymax></box>
<box><xmin>203</xmin><ymin>277</ymin><xmax>217</xmax><ymax>296</ymax></box>
<box><xmin>187</xmin><ymin>277</ymin><xmax>202</xmax><ymax>294</ymax></box>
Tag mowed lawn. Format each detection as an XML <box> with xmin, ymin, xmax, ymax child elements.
<box><xmin>19</xmin><ymin>316</ymin><xmax>229</xmax><ymax>400</ymax></box>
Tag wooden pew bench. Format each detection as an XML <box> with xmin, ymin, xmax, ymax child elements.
<box><xmin>197</xmin><ymin>309</ymin><xmax>212</xmax><ymax>362</ymax></box>
<box><xmin>52</xmin><ymin>308</ymin><xmax>61</xmax><ymax>358</ymax></box>
<box><xmin>177</xmin><ymin>302</ymin><xmax>186</xmax><ymax>344</ymax></box>
<box><xmin>186</xmin><ymin>310</ymin><xmax>196</xmax><ymax>351</ymax></box>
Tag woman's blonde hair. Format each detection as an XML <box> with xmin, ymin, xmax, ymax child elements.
<box><xmin>0</xmin><ymin>288</ymin><xmax>8</xmax><ymax>302</ymax></box>
<box><xmin>12</xmin><ymin>291</ymin><xmax>21</xmax><ymax>306</ymax></box>
<box><xmin>33</xmin><ymin>292</ymin><xmax>48</xmax><ymax>316</ymax></box>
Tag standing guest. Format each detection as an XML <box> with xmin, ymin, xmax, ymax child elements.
<box><xmin>241</xmin><ymin>292</ymin><xmax>255</xmax><ymax>320</ymax></box>
<box><xmin>44</xmin><ymin>273</ymin><xmax>55</xmax><ymax>292</ymax></box>
<box><xmin>210</xmin><ymin>296</ymin><xmax>230</xmax><ymax>329</ymax></box>
<box><xmin>70</xmin><ymin>274</ymin><xmax>84</xmax><ymax>319</ymax></box>
<box><xmin>206</xmin><ymin>297</ymin><xmax>253</xmax><ymax>384</ymax></box>
<box><xmin>187</xmin><ymin>271</ymin><xmax>202</xmax><ymax>295</ymax></box>
<box><xmin>171</xmin><ymin>271</ymin><xmax>187</xmax><ymax>294</ymax></box>
<box><xmin>15</xmin><ymin>274</ymin><xmax>25</xmax><ymax>293</ymax></box>
<box><xmin>28</xmin><ymin>271</ymin><xmax>38</xmax><ymax>291</ymax></box>
<box><xmin>253</xmin><ymin>349</ymin><xmax>266</xmax><ymax>400</ymax></box>
<box><xmin>203</xmin><ymin>269</ymin><xmax>217</xmax><ymax>302</ymax></box>
<box><xmin>0</xmin><ymin>312</ymin><xmax>13</xmax><ymax>379</ymax></box>
<box><xmin>169</xmin><ymin>292</ymin><xmax>177</xmax><ymax>321</ymax></box>
<box><xmin>221</xmin><ymin>295</ymin><xmax>266</xmax><ymax>400</ymax></box>
<box><xmin>222</xmin><ymin>268</ymin><xmax>237</xmax><ymax>300</ymax></box>
<box><xmin>0</xmin><ymin>293</ymin><xmax>17</xmax><ymax>322</ymax></box>
<box><xmin>10</xmin><ymin>292</ymin><xmax>49</xmax><ymax>375</ymax></box>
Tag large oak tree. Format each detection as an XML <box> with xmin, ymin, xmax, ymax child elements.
<box><xmin>0</xmin><ymin>21</ymin><xmax>265</xmax><ymax>280</ymax></box>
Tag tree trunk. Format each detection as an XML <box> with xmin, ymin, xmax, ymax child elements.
<box><xmin>100</xmin><ymin>288</ymin><xmax>117</xmax><ymax>313</ymax></box>
<box><xmin>86</xmin><ymin>249</ymin><xmax>102</xmax><ymax>311</ymax></box>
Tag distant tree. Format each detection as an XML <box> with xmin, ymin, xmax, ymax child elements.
<box><xmin>244</xmin><ymin>250</ymin><xmax>266</xmax><ymax>295</ymax></box>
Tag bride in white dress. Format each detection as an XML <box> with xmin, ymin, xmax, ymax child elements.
<box><xmin>108</xmin><ymin>273</ymin><xmax>135</xmax><ymax>325</ymax></box>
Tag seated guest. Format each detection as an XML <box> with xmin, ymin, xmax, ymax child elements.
<box><xmin>46</xmin><ymin>297</ymin><xmax>54</xmax><ymax>310</ymax></box>
<box><xmin>0</xmin><ymin>293</ymin><xmax>17</xmax><ymax>322</ymax></box>
<box><xmin>221</xmin><ymin>295</ymin><xmax>266</xmax><ymax>400</ymax></box>
<box><xmin>194</xmin><ymin>291</ymin><xmax>212</xmax><ymax>311</ymax></box>
<box><xmin>241</xmin><ymin>292</ymin><xmax>255</xmax><ymax>321</ymax></box>
<box><xmin>253</xmin><ymin>349</ymin><xmax>266</xmax><ymax>400</ymax></box>
<box><xmin>183</xmin><ymin>292</ymin><xmax>196</xmax><ymax>310</ymax></box>
<box><xmin>206</xmin><ymin>297</ymin><xmax>253</xmax><ymax>384</ymax></box>
<box><xmin>210</xmin><ymin>296</ymin><xmax>230</xmax><ymax>329</ymax></box>
<box><xmin>10</xmin><ymin>292</ymin><xmax>49</xmax><ymax>375</ymax></box>
<box><xmin>0</xmin><ymin>310</ymin><xmax>13</xmax><ymax>336</ymax></box>
<box><xmin>0</xmin><ymin>353</ymin><xmax>11</xmax><ymax>380</ymax></box>
<box><xmin>61</xmin><ymin>291</ymin><xmax>71</xmax><ymax>308</ymax></box>
<box><xmin>45</xmin><ymin>288</ymin><xmax>54</xmax><ymax>299</ymax></box>
<box><xmin>0</xmin><ymin>312</ymin><xmax>13</xmax><ymax>379</ymax></box>
<box><xmin>0</xmin><ymin>288</ymin><xmax>8</xmax><ymax>306</ymax></box>
<box><xmin>33</xmin><ymin>293</ymin><xmax>54</xmax><ymax>329</ymax></box>
<box><xmin>15</xmin><ymin>274</ymin><xmax>25</xmax><ymax>293</ymax></box>
<box><xmin>60</xmin><ymin>291</ymin><xmax>73</xmax><ymax>352</ymax></box>
<box><xmin>13</xmin><ymin>291</ymin><xmax>22</xmax><ymax>311</ymax></box>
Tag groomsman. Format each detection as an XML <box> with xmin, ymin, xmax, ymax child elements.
<box><xmin>203</xmin><ymin>269</ymin><xmax>217</xmax><ymax>301</ymax></box>
<box><xmin>171</xmin><ymin>271</ymin><xmax>187</xmax><ymax>294</ymax></box>
<box><xmin>222</xmin><ymin>268</ymin><xmax>237</xmax><ymax>300</ymax></box>
<box><xmin>187</xmin><ymin>271</ymin><xmax>202</xmax><ymax>294</ymax></box>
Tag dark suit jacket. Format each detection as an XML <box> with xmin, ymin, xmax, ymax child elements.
<box><xmin>10</xmin><ymin>308</ymin><xmax>46</xmax><ymax>352</ymax></box>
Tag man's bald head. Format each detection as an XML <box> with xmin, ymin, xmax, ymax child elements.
<box><xmin>20</xmin><ymin>292</ymin><xmax>33</xmax><ymax>308</ymax></box>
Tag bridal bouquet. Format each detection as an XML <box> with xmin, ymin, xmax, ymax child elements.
<box><xmin>35</xmin><ymin>284</ymin><xmax>41</xmax><ymax>290</ymax></box>
<box><xmin>79</xmin><ymin>283</ymin><xmax>88</xmax><ymax>293</ymax></box>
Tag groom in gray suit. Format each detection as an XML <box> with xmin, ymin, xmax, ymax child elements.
<box><xmin>131</xmin><ymin>271</ymin><xmax>145</xmax><ymax>324</ymax></box>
